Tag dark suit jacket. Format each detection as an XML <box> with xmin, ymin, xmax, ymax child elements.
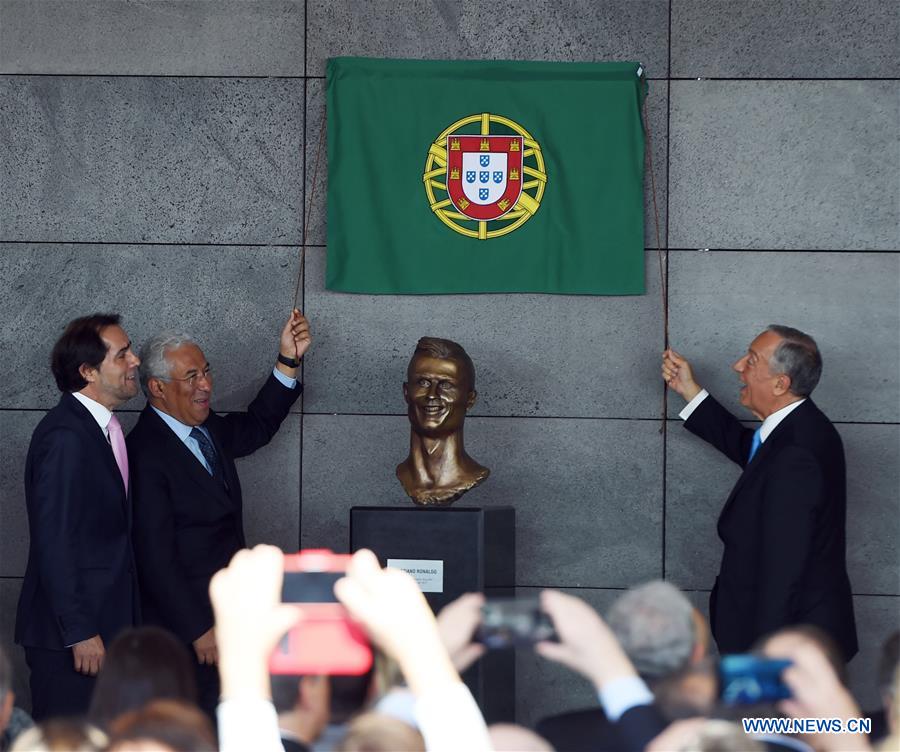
<box><xmin>279</xmin><ymin>737</ymin><xmax>310</xmax><ymax>752</ymax></box>
<box><xmin>537</xmin><ymin>707</ymin><xmax>630</xmax><ymax>752</ymax></box>
<box><xmin>538</xmin><ymin>703</ymin><xmax>669</xmax><ymax>752</ymax></box>
<box><xmin>685</xmin><ymin>396</ymin><xmax>857</xmax><ymax>660</ymax></box>
<box><xmin>127</xmin><ymin>373</ymin><xmax>300</xmax><ymax>643</ymax></box>
<box><xmin>16</xmin><ymin>394</ymin><xmax>138</xmax><ymax>650</ymax></box>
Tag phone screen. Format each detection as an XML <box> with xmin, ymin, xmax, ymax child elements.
<box><xmin>719</xmin><ymin>655</ymin><xmax>791</xmax><ymax>704</ymax></box>
<box><xmin>476</xmin><ymin>598</ymin><xmax>557</xmax><ymax>649</ymax></box>
<box><xmin>282</xmin><ymin>571</ymin><xmax>342</xmax><ymax>603</ymax></box>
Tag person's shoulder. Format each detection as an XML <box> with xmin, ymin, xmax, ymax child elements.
<box><xmin>769</xmin><ymin>402</ymin><xmax>842</xmax><ymax>474</ymax></box>
<box><xmin>126</xmin><ymin>407</ymin><xmax>175</xmax><ymax>464</ymax></box>
<box><xmin>26</xmin><ymin>407</ymin><xmax>91</xmax><ymax>473</ymax></box>
<box><xmin>279</xmin><ymin>738</ymin><xmax>310</xmax><ymax>752</ymax></box>
<box><xmin>35</xmin><ymin>392</ymin><xmax>79</xmax><ymax>424</ymax></box>
<box><xmin>783</xmin><ymin>400</ymin><xmax>841</xmax><ymax>445</ymax></box>
<box><xmin>795</xmin><ymin>398</ymin><xmax>832</xmax><ymax>423</ymax></box>
<box><xmin>202</xmin><ymin>409</ymin><xmax>226</xmax><ymax>433</ymax></box>
<box><xmin>127</xmin><ymin>406</ymin><xmax>164</xmax><ymax>441</ymax></box>
<box><xmin>30</xmin><ymin>397</ymin><xmax>86</xmax><ymax>445</ymax></box>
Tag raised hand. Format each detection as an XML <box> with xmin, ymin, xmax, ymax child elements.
<box><xmin>662</xmin><ymin>348</ymin><xmax>702</xmax><ymax>402</ymax></box>
<box><xmin>436</xmin><ymin>592</ymin><xmax>486</xmax><ymax>673</ymax></box>
<box><xmin>535</xmin><ymin>590</ymin><xmax>637</xmax><ymax>690</ymax></box>
<box><xmin>334</xmin><ymin>549</ymin><xmax>457</xmax><ymax>696</ymax></box>
<box><xmin>279</xmin><ymin>309</ymin><xmax>312</xmax><ymax>365</ymax></box>
<box><xmin>209</xmin><ymin>544</ymin><xmax>302</xmax><ymax>701</ymax></box>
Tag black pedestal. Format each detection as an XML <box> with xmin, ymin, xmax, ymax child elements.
<box><xmin>350</xmin><ymin>505</ymin><xmax>515</xmax><ymax>722</ymax></box>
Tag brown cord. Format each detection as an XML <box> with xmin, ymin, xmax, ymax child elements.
<box><xmin>292</xmin><ymin>116</ymin><xmax>327</xmax><ymax>311</ymax></box>
<box><xmin>641</xmin><ymin>81</ymin><xmax>670</xmax><ymax>431</ymax></box>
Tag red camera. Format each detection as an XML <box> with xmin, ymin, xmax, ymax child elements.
<box><xmin>269</xmin><ymin>549</ymin><xmax>372</xmax><ymax>675</ymax></box>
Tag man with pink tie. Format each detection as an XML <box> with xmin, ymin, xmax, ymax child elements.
<box><xmin>16</xmin><ymin>314</ymin><xmax>142</xmax><ymax>720</ymax></box>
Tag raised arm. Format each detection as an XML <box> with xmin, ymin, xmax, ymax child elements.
<box><xmin>662</xmin><ymin>348</ymin><xmax>703</xmax><ymax>403</ymax></box>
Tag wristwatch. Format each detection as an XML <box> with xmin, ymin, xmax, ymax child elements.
<box><xmin>277</xmin><ymin>353</ymin><xmax>301</xmax><ymax>368</ymax></box>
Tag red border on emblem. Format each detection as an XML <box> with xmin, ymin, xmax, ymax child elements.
<box><xmin>446</xmin><ymin>135</ymin><xmax>524</xmax><ymax>221</ymax></box>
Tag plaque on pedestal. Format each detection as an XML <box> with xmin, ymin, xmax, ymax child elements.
<box><xmin>350</xmin><ymin>505</ymin><xmax>515</xmax><ymax>722</ymax></box>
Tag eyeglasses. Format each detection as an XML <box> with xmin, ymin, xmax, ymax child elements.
<box><xmin>161</xmin><ymin>365</ymin><xmax>212</xmax><ymax>388</ymax></box>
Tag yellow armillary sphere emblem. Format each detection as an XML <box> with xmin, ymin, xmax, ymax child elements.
<box><xmin>423</xmin><ymin>113</ymin><xmax>547</xmax><ymax>240</ymax></box>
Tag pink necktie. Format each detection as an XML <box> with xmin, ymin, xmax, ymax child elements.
<box><xmin>107</xmin><ymin>414</ymin><xmax>129</xmax><ymax>490</ymax></box>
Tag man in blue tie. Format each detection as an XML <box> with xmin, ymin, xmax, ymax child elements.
<box><xmin>661</xmin><ymin>326</ymin><xmax>857</xmax><ymax>662</ymax></box>
<box><xmin>127</xmin><ymin>309</ymin><xmax>310</xmax><ymax>716</ymax></box>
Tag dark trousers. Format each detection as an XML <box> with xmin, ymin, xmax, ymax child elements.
<box><xmin>194</xmin><ymin>660</ymin><xmax>220</xmax><ymax>721</ymax></box>
<box><xmin>25</xmin><ymin>646</ymin><xmax>96</xmax><ymax>721</ymax></box>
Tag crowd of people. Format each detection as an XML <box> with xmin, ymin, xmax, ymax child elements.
<box><xmin>4</xmin><ymin>311</ymin><xmax>896</xmax><ymax>750</ymax></box>
<box><xmin>2</xmin><ymin>547</ymin><xmax>898</xmax><ymax>751</ymax></box>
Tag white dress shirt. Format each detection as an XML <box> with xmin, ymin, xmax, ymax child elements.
<box><xmin>679</xmin><ymin>389</ymin><xmax>806</xmax><ymax>447</ymax></box>
<box><xmin>218</xmin><ymin>680</ymin><xmax>491</xmax><ymax>752</ymax></box>
<box><xmin>72</xmin><ymin>390</ymin><xmax>114</xmax><ymax>438</ymax></box>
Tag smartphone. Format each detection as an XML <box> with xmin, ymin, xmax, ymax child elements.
<box><xmin>718</xmin><ymin>654</ymin><xmax>791</xmax><ymax>704</ymax></box>
<box><xmin>475</xmin><ymin>597</ymin><xmax>557</xmax><ymax>649</ymax></box>
<box><xmin>269</xmin><ymin>549</ymin><xmax>373</xmax><ymax>676</ymax></box>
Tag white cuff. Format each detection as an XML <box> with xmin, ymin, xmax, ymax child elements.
<box><xmin>217</xmin><ymin>697</ymin><xmax>284</xmax><ymax>752</ymax></box>
<box><xmin>414</xmin><ymin>681</ymin><xmax>491</xmax><ymax>752</ymax></box>
<box><xmin>374</xmin><ymin>687</ymin><xmax>418</xmax><ymax>728</ymax></box>
<box><xmin>272</xmin><ymin>367</ymin><xmax>297</xmax><ymax>389</ymax></box>
<box><xmin>678</xmin><ymin>388</ymin><xmax>709</xmax><ymax>421</ymax></box>
<box><xmin>598</xmin><ymin>676</ymin><xmax>654</xmax><ymax>722</ymax></box>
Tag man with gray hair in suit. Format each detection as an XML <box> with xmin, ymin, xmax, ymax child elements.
<box><xmin>537</xmin><ymin>581</ymin><xmax>713</xmax><ymax>751</ymax></box>
<box><xmin>607</xmin><ymin>581</ymin><xmax>715</xmax><ymax>720</ymax></box>
<box><xmin>128</xmin><ymin>309</ymin><xmax>310</xmax><ymax>717</ymax></box>
<box><xmin>662</xmin><ymin>325</ymin><xmax>857</xmax><ymax>662</ymax></box>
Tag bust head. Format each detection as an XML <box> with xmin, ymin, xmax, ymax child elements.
<box><xmin>397</xmin><ymin>337</ymin><xmax>488</xmax><ymax>506</ymax></box>
<box><xmin>403</xmin><ymin>337</ymin><xmax>476</xmax><ymax>439</ymax></box>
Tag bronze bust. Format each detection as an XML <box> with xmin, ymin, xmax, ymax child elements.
<box><xmin>396</xmin><ymin>337</ymin><xmax>490</xmax><ymax>506</ymax></box>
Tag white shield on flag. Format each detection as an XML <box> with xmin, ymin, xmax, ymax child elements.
<box><xmin>445</xmin><ymin>133</ymin><xmax>524</xmax><ymax>221</ymax></box>
<box><xmin>462</xmin><ymin>152</ymin><xmax>507</xmax><ymax>205</ymax></box>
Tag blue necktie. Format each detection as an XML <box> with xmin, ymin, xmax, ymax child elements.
<box><xmin>190</xmin><ymin>427</ymin><xmax>220</xmax><ymax>478</ymax></box>
<box><xmin>748</xmin><ymin>428</ymin><xmax>762</xmax><ymax>463</ymax></box>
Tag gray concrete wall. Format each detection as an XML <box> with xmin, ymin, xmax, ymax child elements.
<box><xmin>1</xmin><ymin>0</ymin><xmax>897</xmax><ymax>726</ymax></box>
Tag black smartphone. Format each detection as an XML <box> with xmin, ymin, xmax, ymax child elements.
<box><xmin>475</xmin><ymin>597</ymin><xmax>557</xmax><ymax>649</ymax></box>
<box><xmin>719</xmin><ymin>655</ymin><xmax>791</xmax><ymax>704</ymax></box>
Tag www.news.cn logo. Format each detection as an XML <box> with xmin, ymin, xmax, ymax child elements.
<box><xmin>743</xmin><ymin>717</ymin><xmax>871</xmax><ymax>735</ymax></box>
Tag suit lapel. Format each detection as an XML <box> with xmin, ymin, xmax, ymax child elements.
<box><xmin>141</xmin><ymin>408</ymin><xmax>234</xmax><ymax>512</ymax></box>
<box><xmin>718</xmin><ymin>403</ymin><xmax>805</xmax><ymax>524</ymax></box>
<box><xmin>203</xmin><ymin>421</ymin><xmax>239</xmax><ymax>510</ymax></box>
<box><xmin>62</xmin><ymin>394</ymin><xmax>128</xmax><ymax>514</ymax></box>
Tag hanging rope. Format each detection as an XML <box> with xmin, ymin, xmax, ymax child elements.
<box><xmin>641</xmin><ymin>82</ymin><xmax>670</xmax><ymax>432</ymax></box>
<box><xmin>292</xmin><ymin>116</ymin><xmax>327</xmax><ymax>311</ymax></box>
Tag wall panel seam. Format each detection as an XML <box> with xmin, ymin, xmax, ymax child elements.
<box><xmin>2</xmin><ymin>74</ymin><xmax>894</xmax><ymax>82</ymax></box>
<box><xmin>5</xmin><ymin>243</ymin><xmax>897</xmax><ymax>254</ymax></box>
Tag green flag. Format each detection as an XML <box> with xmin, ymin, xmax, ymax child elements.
<box><xmin>326</xmin><ymin>57</ymin><xmax>647</xmax><ymax>295</ymax></box>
